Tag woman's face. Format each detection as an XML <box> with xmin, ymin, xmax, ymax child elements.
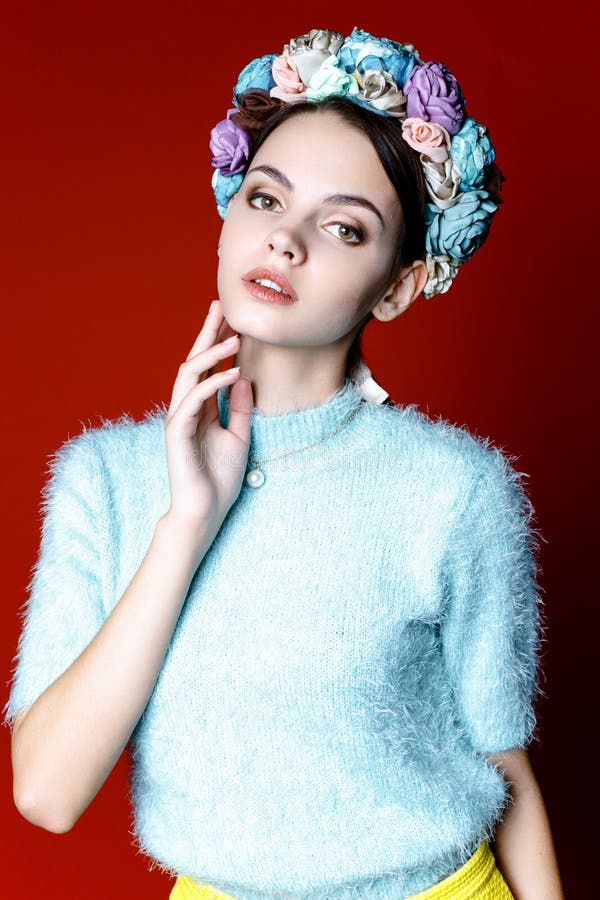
<box><xmin>217</xmin><ymin>110</ymin><xmax>406</xmax><ymax>353</ymax></box>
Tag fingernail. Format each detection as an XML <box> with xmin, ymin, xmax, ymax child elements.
<box><xmin>224</xmin><ymin>333</ymin><xmax>239</xmax><ymax>344</ymax></box>
<box><xmin>209</xmin><ymin>300</ymin><xmax>219</xmax><ymax>316</ymax></box>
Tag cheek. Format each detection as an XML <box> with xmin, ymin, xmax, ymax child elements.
<box><xmin>216</xmin><ymin>244</ymin><xmax>236</xmax><ymax>298</ymax></box>
<box><xmin>340</xmin><ymin>252</ymin><xmax>393</xmax><ymax>307</ymax></box>
<box><xmin>219</xmin><ymin>206</ymin><xmax>258</xmax><ymax>258</ymax></box>
<box><xmin>217</xmin><ymin>220</ymin><xmax>241</xmax><ymax>271</ymax></box>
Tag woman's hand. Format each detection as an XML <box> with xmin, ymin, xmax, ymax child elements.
<box><xmin>163</xmin><ymin>299</ymin><xmax>253</xmax><ymax>530</ymax></box>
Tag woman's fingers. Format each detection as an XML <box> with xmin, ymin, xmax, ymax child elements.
<box><xmin>166</xmin><ymin>300</ymin><xmax>239</xmax><ymax>421</ymax></box>
<box><xmin>168</xmin><ymin>333</ymin><xmax>239</xmax><ymax>419</ymax></box>
<box><xmin>162</xmin><ymin>299</ymin><xmax>252</xmax><ymax>525</ymax></box>
<box><xmin>166</xmin><ymin>366</ymin><xmax>241</xmax><ymax>442</ymax></box>
<box><xmin>185</xmin><ymin>299</ymin><xmax>235</xmax><ymax>362</ymax></box>
<box><xmin>226</xmin><ymin>377</ymin><xmax>254</xmax><ymax>445</ymax></box>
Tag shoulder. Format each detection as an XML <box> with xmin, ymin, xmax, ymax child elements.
<box><xmin>369</xmin><ymin>395</ymin><xmax>509</xmax><ymax>485</ymax></box>
<box><xmin>45</xmin><ymin>403</ymin><xmax>168</xmax><ymax>489</ymax></box>
<box><xmin>362</xmin><ymin>395</ymin><xmax>535</xmax><ymax>538</ymax></box>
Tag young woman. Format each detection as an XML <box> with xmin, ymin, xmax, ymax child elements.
<box><xmin>5</xmin><ymin>27</ymin><xmax>564</xmax><ymax>900</ymax></box>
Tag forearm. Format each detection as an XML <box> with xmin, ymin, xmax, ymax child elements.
<box><xmin>489</xmin><ymin>752</ymin><xmax>565</xmax><ymax>900</ymax></box>
<box><xmin>11</xmin><ymin>512</ymin><xmax>215</xmax><ymax>833</ymax></box>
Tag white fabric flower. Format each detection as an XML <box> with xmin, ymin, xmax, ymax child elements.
<box><xmin>420</xmin><ymin>155</ymin><xmax>463</xmax><ymax>210</ymax></box>
<box><xmin>285</xmin><ymin>29</ymin><xmax>344</xmax><ymax>85</ymax></box>
<box><xmin>422</xmin><ymin>253</ymin><xmax>462</xmax><ymax>299</ymax></box>
<box><xmin>360</xmin><ymin>69</ymin><xmax>407</xmax><ymax>117</ymax></box>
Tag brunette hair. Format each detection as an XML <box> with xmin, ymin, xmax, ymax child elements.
<box><xmin>243</xmin><ymin>95</ymin><xmax>428</xmax><ymax>379</ymax></box>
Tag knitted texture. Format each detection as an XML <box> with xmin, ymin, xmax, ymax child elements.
<box><xmin>169</xmin><ymin>842</ymin><xmax>514</xmax><ymax>900</ymax></box>
<box><xmin>3</xmin><ymin>378</ymin><xmax>545</xmax><ymax>898</ymax></box>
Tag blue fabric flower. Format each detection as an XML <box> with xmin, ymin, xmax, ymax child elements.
<box><xmin>344</xmin><ymin>26</ymin><xmax>406</xmax><ymax>56</ymax></box>
<box><xmin>425</xmin><ymin>190</ymin><xmax>499</xmax><ymax>262</ymax></box>
<box><xmin>211</xmin><ymin>169</ymin><xmax>243</xmax><ymax>220</ymax></box>
<box><xmin>354</xmin><ymin>53</ymin><xmax>385</xmax><ymax>74</ymax></box>
<box><xmin>234</xmin><ymin>54</ymin><xmax>277</xmax><ymax>98</ymax></box>
<box><xmin>347</xmin><ymin>96</ymin><xmax>389</xmax><ymax>116</ymax></box>
<box><xmin>357</xmin><ymin>52</ymin><xmax>416</xmax><ymax>87</ymax></box>
<box><xmin>338</xmin><ymin>29</ymin><xmax>417</xmax><ymax>86</ymax></box>
<box><xmin>450</xmin><ymin>117</ymin><xmax>496</xmax><ymax>190</ymax></box>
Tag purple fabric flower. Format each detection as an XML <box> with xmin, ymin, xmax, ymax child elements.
<box><xmin>403</xmin><ymin>61</ymin><xmax>466</xmax><ymax>136</ymax></box>
<box><xmin>209</xmin><ymin>109</ymin><xmax>251</xmax><ymax>177</ymax></box>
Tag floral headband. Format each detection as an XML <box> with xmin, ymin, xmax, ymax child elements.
<box><xmin>209</xmin><ymin>26</ymin><xmax>504</xmax><ymax>304</ymax></box>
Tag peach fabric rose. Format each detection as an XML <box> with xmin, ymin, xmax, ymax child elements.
<box><xmin>270</xmin><ymin>53</ymin><xmax>307</xmax><ymax>103</ymax></box>
<box><xmin>401</xmin><ymin>116</ymin><xmax>451</xmax><ymax>164</ymax></box>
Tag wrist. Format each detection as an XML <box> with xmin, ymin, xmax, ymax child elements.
<box><xmin>156</xmin><ymin>509</ymin><xmax>222</xmax><ymax>554</ymax></box>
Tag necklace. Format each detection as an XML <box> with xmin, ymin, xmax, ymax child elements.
<box><xmin>245</xmin><ymin>400</ymin><xmax>365</xmax><ymax>488</ymax></box>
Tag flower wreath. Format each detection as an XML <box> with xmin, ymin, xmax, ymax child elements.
<box><xmin>209</xmin><ymin>26</ymin><xmax>505</xmax><ymax>303</ymax></box>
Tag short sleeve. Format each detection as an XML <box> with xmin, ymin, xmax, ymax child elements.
<box><xmin>2</xmin><ymin>431</ymin><xmax>110</xmax><ymax>729</ymax></box>
<box><xmin>441</xmin><ymin>447</ymin><xmax>546</xmax><ymax>755</ymax></box>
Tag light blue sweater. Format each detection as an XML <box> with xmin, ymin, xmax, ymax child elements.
<box><xmin>3</xmin><ymin>377</ymin><xmax>545</xmax><ymax>898</ymax></box>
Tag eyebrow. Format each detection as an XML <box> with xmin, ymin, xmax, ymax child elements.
<box><xmin>245</xmin><ymin>164</ymin><xmax>385</xmax><ymax>228</ymax></box>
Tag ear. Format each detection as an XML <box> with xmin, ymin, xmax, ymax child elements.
<box><xmin>371</xmin><ymin>260</ymin><xmax>429</xmax><ymax>322</ymax></box>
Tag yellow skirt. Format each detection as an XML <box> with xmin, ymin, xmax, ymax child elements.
<box><xmin>169</xmin><ymin>841</ymin><xmax>514</xmax><ymax>900</ymax></box>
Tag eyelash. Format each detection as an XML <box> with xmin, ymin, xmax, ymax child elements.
<box><xmin>247</xmin><ymin>191</ymin><xmax>365</xmax><ymax>244</ymax></box>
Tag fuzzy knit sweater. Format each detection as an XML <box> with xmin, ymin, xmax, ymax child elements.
<box><xmin>3</xmin><ymin>376</ymin><xmax>544</xmax><ymax>899</ymax></box>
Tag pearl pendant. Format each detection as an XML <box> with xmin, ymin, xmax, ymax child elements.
<box><xmin>245</xmin><ymin>466</ymin><xmax>265</xmax><ymax>488</ymax></box>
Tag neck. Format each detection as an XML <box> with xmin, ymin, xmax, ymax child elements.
<box><xmin>217</xmin><ymin>374</ymin><xmax>367</xmax><ymax>469</ymax></box>
<box><xmin>231</xmin><ymin>336</ymin><xmax>351</xmax><ymax>416</ymax></box>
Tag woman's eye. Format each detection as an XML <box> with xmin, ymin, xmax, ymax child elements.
<box><xmin>325</xmin><ymin>223</ymin><xmax>364</xmax><ymax>244</ymax></box>
<box><xmin>248</xmin><ymin>192</ymin><xmax>281</xmax><ymax>211</ymax></box>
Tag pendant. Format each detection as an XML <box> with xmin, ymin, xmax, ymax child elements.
<box><xmin>245</xmin><ymin>466</ymin><xmax>265</xmax><ymax>488</ymax></box>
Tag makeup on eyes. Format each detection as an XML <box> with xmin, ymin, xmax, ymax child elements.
<box><xmin>329</xmin><ymin>222</ymin><xmax>365</xmax><ymax>243</ymax></box>
<box><xmin>246</xmin><ymin>190</ymin><xmax>368</xmax><ymax>244</ymax></box>
<box><xmin>244</xmin><ymin>164</ymin><xmax>385</xmax><ymax>229</ymax></box>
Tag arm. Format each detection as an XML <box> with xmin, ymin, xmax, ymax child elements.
<box><xmin>11</xmin><ymin>513</ymin><xmax>218</xmax><ymax>833</ymax></box>
<box><xmin>485</xmin><ymin>748</ymin><xmax>565</xmax><ymax>900</ymax></box>
<box><xmin>10</xmin><ymin>301</ymin><xmax>250</xmax><ymax>834</ymax></box>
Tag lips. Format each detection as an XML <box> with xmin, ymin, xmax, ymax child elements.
<box><xmin>242</xmin><ymin>267</ymin><xmax>298</xmax><ymax>303</ymax></box>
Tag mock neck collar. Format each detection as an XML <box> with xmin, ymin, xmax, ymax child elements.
<box><xmin>217</xmin><ymin>377</ymin><xmax>366</xmax><ymax>462</ymax></box>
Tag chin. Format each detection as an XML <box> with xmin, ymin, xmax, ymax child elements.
<box><xmin>218</xmin><ymin>282</ymin><xmax>263</xmax><ymax>323</ymax></box>
<box><xmin>212</xmin><ymin>294</ymin><xmax>251</xmax><ymax>339</ymax></box>
<box><xmin>215</xmin><ymin>282</ymin><xmax>240</xmax><ymax>321</ymax></box>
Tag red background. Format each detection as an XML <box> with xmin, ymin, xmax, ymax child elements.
<box><xmin>0</xmin><ymin>1</ymin><xmax>594</xmax><ymax>896</ymax></box>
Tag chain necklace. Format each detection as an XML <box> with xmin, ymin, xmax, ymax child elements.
<box><xmin>245</xmin><ymin>400</ymin><xmax>365</xmax><ymax>489</ymax></box>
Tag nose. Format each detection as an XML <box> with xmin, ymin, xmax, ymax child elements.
<box><xmin>265</xmin><ymin>224</ymin><xmax>307</xmax><ymax>265</ymax></box>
